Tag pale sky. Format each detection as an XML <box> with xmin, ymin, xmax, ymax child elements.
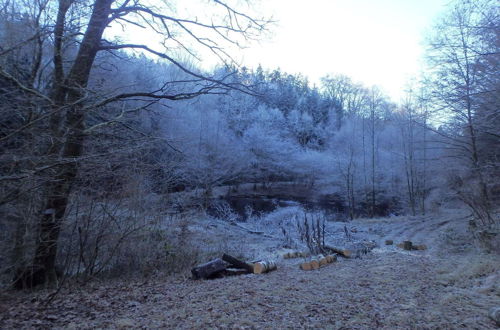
<box><xmin>235</xmin><ymin>0</ymin><xmax>449</xmax><ymax>101</ymax></box>
<box><xmin>109</xmin><ymin>0</ymin><xmax>449</xmax><ymax>102</ymax></box>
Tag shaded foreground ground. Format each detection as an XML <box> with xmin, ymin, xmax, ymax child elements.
<box><xmin>1</xmin><ymin>213</ymin><xmax>499</xmax><ymax>329</ymax></box>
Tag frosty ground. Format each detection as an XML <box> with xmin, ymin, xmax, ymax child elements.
<box><xmin>1</xmin><ymin>210</ymin><xmax>498</xmax><ymax>329</ymax></box>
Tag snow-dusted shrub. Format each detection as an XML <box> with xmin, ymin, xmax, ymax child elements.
<box><xmin>210</xmin><ymin>200</ymin><xmax>239</xmax><ymax>223</ymax></box>
<box><xmin>250</xmin><ymin>206</ymin><xmax>302</xmax><ymax>232</ymax></box>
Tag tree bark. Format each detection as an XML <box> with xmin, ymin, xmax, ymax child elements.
<box><xmin>191</xmin><ymin>258</ymin><xmax>227</xmax><ymax>279</ymax></box>
<box><xmin>253</xmin><ymin>260</ymin><xmax>277</xmax><ymax>274</ymax></box>
<box><xmin>16</xmin><ymin>0</ymin><xmax>114</xmax><ymax>289</ymax></box>
<box><xmin>222</xmin><ymin>254</ymin><xmax>254</xmax><ymax>273</ymax></box>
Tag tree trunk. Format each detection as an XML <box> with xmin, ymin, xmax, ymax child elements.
<box><xmin>16</xmin><ymin>0</ymin><xmax>114</xmax><ymax>289</ymax></box>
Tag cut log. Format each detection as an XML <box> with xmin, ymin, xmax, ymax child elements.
<box><xmin>325</xmin><ymin>255</ymin><xmax>337</xmax><ymax>263</ymax></box>
<box><xmin>385</xmin><ymin>240</ymin><xmax>393</xmax><ymax>245</ymax></box>
<box><xmin>325</xmin><ymin>242</ymin><xmax>376</xmax><ymax>258</ymax></box>
<box><xmin>403</xmin><ymin>241</ymin><xmax>413</xmax><ymax>251</ymax></box>
<box><xmin>396</xmin><ymin>242</ymin><xmax>404</xmax><ymax>249</ymax></box>
<box><xmin>299</xmin><ymin>254</ymin><xmax>337</xmax><ymax>271</ymax></box>
<box><xmin>283</xmin><ymin>252</ymin><xmax>296</xmax><ymax>259</ymax></box>
<box><xmin>318</xmin><ymin>255</ymin><xmax>328</xmax><ymax>266</ymax></box>
<box><xmin>223</xmin><ymin>268</ymin><xmax>250</xmax><ymax>276</ymax></box>
<box><xmin>310</xmin><ymin>258</ymin><xmax>320</xmax><ymax>270</ymax></box>
<box><xmin>412</xmin><ymin>244</ymin><xmax>427</xmax><ymax>251</ymax></box>
<box><xmin>222</xmin><ymin>254</ymin><xmax>254</xmax><ymax>273</ymax></box>
<box><xmin>283</xmin><ymin>251</ymin><xmax>309</xmax><ymax>259</ymax></box>
<box><xmin>191</xmin><ymin>258</ymin><xmax>227</xmax><ymax>279</ymax></box>
<box><xmin>300</xmin><ymin>262</ymin><xmax>312</xmax><ymax>271</ymax></box>
<box><xmin>253</xmin><ymin>261</ymin><xmax>277</xmax><ymax>274</ymax></box>
<box><xmin>324</xmin><ymin>245</ymin><xmax>352</xmax><ymax>258</ymax></box>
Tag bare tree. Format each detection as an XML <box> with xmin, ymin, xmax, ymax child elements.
<box><xmin>397</xmin><ymin>87</ymin><xmax>430</xmax><ymax>216</ymax></box>
<box><xmin>425</xmin><ymin>0</ymin><xmax>499</xmax><ymax>226</ymax></box>
<box><xmin>0</xmin><ymin>0</ymin><xmax>270</xmax><ymax>288</ymax></box>
<box><xmin>321</xmin><ymin>74</ymin><xmax>367</xmax><ymax>129</ymax></box>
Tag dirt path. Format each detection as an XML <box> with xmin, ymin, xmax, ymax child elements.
<box><xmin>1</xmin><ymin>213</ymin><xmax>498</xmax><ymax>329</ymax></box>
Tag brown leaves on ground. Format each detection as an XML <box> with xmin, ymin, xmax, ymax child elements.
<box><xmin>1</xmin><ymin>251</ymin><xmax>498</xmax><ymax>329</ymax></box>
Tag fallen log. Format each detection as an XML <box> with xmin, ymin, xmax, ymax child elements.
<box><xmin>318</xmin><ymin>254</ymin><xmax>328</xmax><ymax>266</ymax></box>
<box><xmin>325</xmin><ymin>254</ymin><xmax>337</xmax><ymax>263</ymax></box>
<box><xmin>412</xmin><ymin>244</ymin><xmax>427</xmax><ymax>251</ymax></box>
<box><xmin>283</xmin><ymin>251</ymin><xmax>309</xmax><ymax>259</ymax></box>
<box><xmin>324</xmin><ymin>242</ymin><xmax>375</xmax><ymax>258</ymax></box>
<box><xmin>191</xmin><ymin>258</ymin><xmax>227</xmax><ymax>279</ymax></box>
<box><xmin>222</xmin><ymin>254</ymin><xmax>254</xmax><ymax>273</ymax></box>
<box><xmin>300</xmin><ymin>262</ymin><xmax>313</xmax><ymax>271</ymax></box>
<box><xmin>403</xmin><ymin>241</ymin><xmax>413</xmax><ymax>251</ymax></box>
<box><xmin>283</xmin><ymin>252</ymin><xmax>295</xmax><ymax>259</ymax></box>
<box><xmin>231</xmin><ymin>223</ymin><xmax>277</xmax><ymax>239</ymax></box>
<box><xmin>253</xmin><ymin>260</ymin><xmax>277</xmax><ymax>274</ymax></box>
<box><xmin>310</xmin><ymin>257</ymin><xmax>320</xmax><ymax>270</ymax></box>
<box><xmin>324</xmin><ymin>245</ymin><xmax>352</xmax><ymax>258</ymax></box>
<box><xmin>223</xmin><ymin>268</ymin><xmax>251</xmax><ymax>276</ymax></box>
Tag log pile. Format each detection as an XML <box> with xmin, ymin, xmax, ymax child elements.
<box><xmin>299</xmin><ymin>254</ymin><xmax>337</xmax><ymax>271</ymax></box>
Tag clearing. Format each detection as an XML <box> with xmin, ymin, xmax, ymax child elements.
<box><xmin>1</xmin><ymin>210</ymin><xmax>499</xmax><ymax>329</ymax></box>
